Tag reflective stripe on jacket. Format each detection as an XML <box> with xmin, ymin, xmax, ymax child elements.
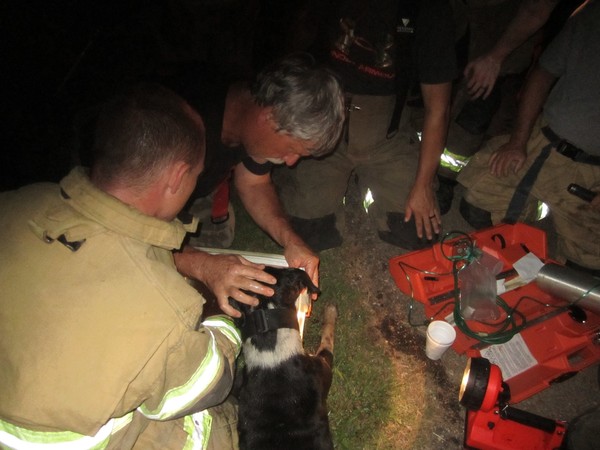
<box><xmin>138</xmin><ymin>318</ymin><xmax>242</xmax><ymax>421</ymax></box>
<box><xmin>0</xmin><ymin>414</ymin><xmax>132</xmax><ymax>449</ymax></box>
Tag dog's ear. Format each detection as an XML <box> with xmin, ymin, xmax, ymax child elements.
<box><xmin>288</xmin><ymin>268</ymin><xmax>320</xmax><ymax>297</ymax></box>
<box><xmin>262</xmin><ymin>266</ymin><xmax>320</xmax><ymax>306</ymax></box>
<box><xmin>281</xmin><ymin>268</ymin><xmax>321</xmax><ymax>306</ymax></box>
<box><xmin>300</xmin><ymin>271</ymin><xmax>321</xmax><ymax>296</ymax></box>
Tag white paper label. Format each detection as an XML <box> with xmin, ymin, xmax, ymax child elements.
<box><xmin>480</xmin><ymin>333</ymin><xmax>538</xmax><ymax>380</ymax></box>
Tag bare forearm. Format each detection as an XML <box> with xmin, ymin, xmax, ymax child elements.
<box><xmin>237</xmin><ymin>182</ymin><xmax>288</xmax><ymax>243</ymax></box>
<box><xmin>404</xmin><ymin>82</ymin><xmax>451</xmax><ymax>238</ymax></box>
<box><xmin>415</xmin><ymin>83</ymin><xmax>452</xmax><ymax>188</ymax></box>
<box><xmin>174</xmin><ymin>245</ymin><xmax>211</xmax><ymax>279</ymax></box>
<box><xmin>510</xmin><ymin>65</ymin><xmax>556</xmax><ymax>146</ymax></box>
<box><xmin>233</xmin><ymin>165</ymin><xmax>319</xmax><ymax>283</ymax></box>
<box><xmin>488</xmin><ymin>67</ymin><xmax>555</xmax><ymax>178</ymax></box>
<box><xmin>491</xmin><ymin>0</ymin><xmax>558</xmax><ymax>62</ymax></box>
<box><xmin>234</xmin><ymin>171</ymin><xmax>300</xmax><ymax>248</ymax></box>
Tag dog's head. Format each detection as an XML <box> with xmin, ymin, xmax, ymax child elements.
<box><xmin>233</xmin><ymin>266</ymin><xmax>320</xmax><ymax>338</ymax></box>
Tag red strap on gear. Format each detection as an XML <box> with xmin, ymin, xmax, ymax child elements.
<box><xmin>211</xmin><ymin>175</ymin><xmax>231</xmax><ymax>224</ymax></box>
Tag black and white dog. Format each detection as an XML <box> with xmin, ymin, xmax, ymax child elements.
<box><xmin>234</xmin><ymin>266</ymin><xmax>337</xmax><ymax>450</ymax></box>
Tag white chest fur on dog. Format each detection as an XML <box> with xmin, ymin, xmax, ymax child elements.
<box><xmin>242</xmin><ymin>328</ymin><xmax>305</xmax><ymax>370</ymax></box>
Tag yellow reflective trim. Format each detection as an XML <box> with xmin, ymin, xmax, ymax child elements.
<box><xmin>537</xmin><ymin>201</ymin><xmax>550</xmax><ymax>220</ymax></box>
<box><xmin>138</xmin><ymin>330</ymin><xmax>223</xmax><ymax>420</ymax></box>
<box><xmin>362</xmin><ymin>189</ymin><xmax>374</xmax><ymax>213</ymax></box>
<box><xmin>202</xmin><ymin>317</ymin><xmax>242</xmax><ymax>349</ymax></box>
<box><xmin>182</xmin><ymin>411</ymin><xmax>212</xmax><ymax>450</ymax></box>
<box><xmin>440</xmin><ymin>148</ymin><xmax>471</xmax><ymax>172</ymax></box>
<box><xmin>0</xmin><ymin>413</ymin><xmax>132</xmax><ymax>450</ymax></box>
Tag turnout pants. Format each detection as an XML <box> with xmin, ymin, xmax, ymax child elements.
<box><xmin>277</xmin><ymin>94</ymin><xmax>420</xmax><ymax>235</ymax></box>
<box><xmin>458</xmin><ymin>120</ymin><xmax>600</xmax><ymax>270</ymax></box>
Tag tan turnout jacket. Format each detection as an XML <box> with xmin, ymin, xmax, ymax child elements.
<box><xmin>0</xmin><ymin>167</ymin><xmax>241</xmax><ymax>449</ymax></box>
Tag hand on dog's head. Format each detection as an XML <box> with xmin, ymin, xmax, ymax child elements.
<box><xmin>230</xmin><ymin>266</ymin><xmax>320</xmax><ymax>320</ymax></box>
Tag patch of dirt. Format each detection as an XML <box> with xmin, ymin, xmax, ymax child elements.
<box><xmin>331</xmin><ymin>176</ymin><xmax>599</xmax><ymax>448</ymax></box>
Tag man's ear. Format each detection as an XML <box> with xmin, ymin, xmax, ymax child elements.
<box><xmin>257</xmin><ymin>106</ymin><xmax>274</xmax><ymax>127</ymax></box>
<box><xmin>166</xmin><ymin>160</ymin><xmax>190</xmax><ymax>195</ymax></box>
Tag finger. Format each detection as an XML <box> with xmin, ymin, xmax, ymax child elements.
<box><xmin>465</xmin><ymin>78</ymin><xmax>477</xmax><ymax>92</ymax></box>
<box><xmin>404</xmin><ymin>207</ymin><xmax>414</xmax><ymax>225</ymax></box>
<box><xmin>302</xmin><ymin>258</ymin><xmax>319</xmax><ymax>287</ymax></box>
<box><xmin>229</xmin><ymin>290</ymin><xmax>262</xmax><ymax>309</ymax></box>
<box><xmin>306</xmin><ymin>267</ymin><xmax>319</xmax><ymax>291</ymax></box>
<box><xmin>489</xmin><ymin>154</ymin><xmax>503</xmax><ymax>177</ymax></box>
<box><xmin>308</xmin><ymin>267</ymin><xmax>320</xmax><ymax>300</ymax></box>
<box><xmin>490</xmin><ymin>158</ymin><xmax>499</xmax><ymax>177</ymax></box>
<box><xmin>489</xmin><ymin>156</ymin><xmax>497</xmax><ymax>175</ymax></box>
<box><xmin>430</xmin><ymin>213</ymin><xmax>441</xmax><ymax>235</ymax></box>
<box><xmin>310</xmin><ymin>268</ymin><xmax>319</xmax><ymax>287</ymax></box>
<box><xmin>218</xmin><ymin>299</ymin><xmax>243</xmax><ymax>318</ymax></box>
<box><xmin>237</xmin><ymin>256</ymin><xmax>266</xmax><ymax>270</ymax></box>
<box><xmin>503</xmin><ymin>161</ymin><xmax>513</xmax><ymax>178</ymax></box>
<box><xmin>414</xmin><ymin>216</ymin><xmax>426</xmax><ymax>239</ymax></box>
<box><xmin>512</xmin><ymin>159</ymin><xmax>525</xmax><ymax>174</ymax></box>
<box><xmin>463</xmin><ymin>64</ymin><xmax>474</xmax><ymax>79</ymax></box>
<box><xmin>473</xmin><ymin>85</ymin><xmax>488</xmax><ymax>100</ymax></box>
<box><xmin>481</xmin><ymin>85</ymin><xmax>493</xmax><ymax>100</ymax></box>
<box><xmin>287</xmin><ymin>257</ymin><xmax>319</xmax><ymax>298</ymax></box>
<box><xmin>239</xmin><ymin>279</ymin><xmax>275</xmax><ymax>297</ymax></box>
<box><xmin>238</xmin><ymin>266</ymin><xmax>277</xmax><ymax>286</ymax></box>
<box><xmin>464</xmin><ymin>70</ymin><xmax>478</xmax><ymax>89</ymax></box>
<box><xmin>493</xmin><ymin>158</ymin><xmax>505</xmax><ymax>177</ymax></box>
<box><xmin>494</xmin><ymin>162</ymin><xmax>505</xmax><ymax>178</ymax></box>
<box><xmin>466</xmin><ymin>81</ymin><xmax>477</xmax><ymax>94</ymax></box>
<box><xmin>422</xmin><ymin>214</ymin><xmax>436</xmax><ymax>240</ymax></box>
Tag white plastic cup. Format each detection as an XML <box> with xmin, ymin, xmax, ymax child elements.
<box><xmin>425</xmin><ymin>320</ymin><xmax>456</xmax><ymax>360</ymax></box>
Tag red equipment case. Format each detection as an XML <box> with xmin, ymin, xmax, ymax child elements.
<box><xmin>389</xmin><ymin>223</ymin><xmax>600</xmax><ymax>403</ymax></box>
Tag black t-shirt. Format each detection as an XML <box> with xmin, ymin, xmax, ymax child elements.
<box><xmin>328</xmin><ymin>0</ymin><xmax>458</xmax><ymax>95</ymax></box>
<box><xmin>160</xmin><ymin>66</ymin><xmax>271</xmax><ymax>202</ymax></box>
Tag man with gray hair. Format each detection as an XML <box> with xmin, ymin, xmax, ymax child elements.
<box><xmin>173</xmin><ymin>53</ymin><xmax>345</xmax><ymax>317</ymax></box>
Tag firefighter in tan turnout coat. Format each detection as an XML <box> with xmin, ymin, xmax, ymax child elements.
<box><xmin>0</xmin><ymin>84</ymin><xmax>242</xmax><ymax>449</ymax></box>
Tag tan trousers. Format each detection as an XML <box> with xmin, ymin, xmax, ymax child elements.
<box><xmin>277</xmin><ymin>94</ymin><xmax>420</xmax><ymax>233</ymax></box>
<box><xmin>458</xmin><ymin>120</ymin><xmax>600</xmax><ymax>269</ymax></box>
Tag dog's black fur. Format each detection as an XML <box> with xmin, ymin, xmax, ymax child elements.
<box><xmin>234</xmin><ymin>266</ymin><xmax>336</xmax><ymax>450</ymax></box>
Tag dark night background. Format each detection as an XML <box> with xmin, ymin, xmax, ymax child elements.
<box><xmin>0</xmin><ymin>0</ymin><xmax>335</xmax><ymax>190</ymax></box>
<box><xmin>0</xmin><ymin>0</ymin><xmax>581</xmax><ymax>191</ymax></box>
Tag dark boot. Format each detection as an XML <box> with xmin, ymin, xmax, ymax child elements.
<box><xmin>378</xmin><ymin>213</ymin><xmax>439</xmax><ymax>250</ymax></box>
<box><xmin>289</xmin><ymin>214</ymin><xmax>343</xmax><ymax>252</ymax></box>
<box><xmin>436</xmin><ymin>175</ymin><xmax>457</xmax><ymax>216</ymax></box>
<box><xmin>459</xmin><ymin>198</ymin><xmax>493</xmax><ymax>230</ymax></box>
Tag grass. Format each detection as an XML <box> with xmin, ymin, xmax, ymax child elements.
<box><xmin>229</xmin><ymin>198</ymin><xmax>427</xmax><ymax>449</ymax></box>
